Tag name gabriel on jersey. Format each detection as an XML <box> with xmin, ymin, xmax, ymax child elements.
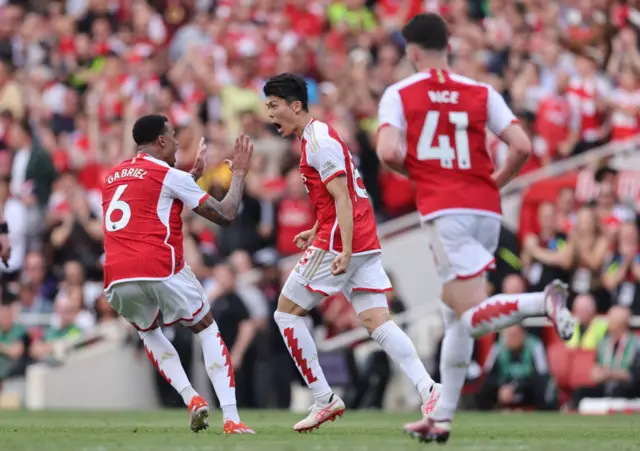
<box><xmin>106</xmin><ymin>168</ymin><xmax>147</xmax><ymax>184</ymax></box>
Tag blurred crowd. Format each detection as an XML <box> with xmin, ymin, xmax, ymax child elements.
<box><xmin>474</xmin><ymin>163</ymin><xmax>640</xmax><ymax>412</ymax></box>
<box><xmin>2</xmin><ymin>0</ymin><xmax>640</xmax><ymax>410</ymax></box>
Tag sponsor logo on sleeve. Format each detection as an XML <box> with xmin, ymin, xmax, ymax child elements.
<box><xmin>320</xmin><ymin>160</ymin><xmax>337</xmax><ymax>178</ymax></box>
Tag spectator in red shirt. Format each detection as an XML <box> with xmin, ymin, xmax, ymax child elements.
<box><xmin>273</xmin><ymin>167</ymin><xmax>316</xmax><ymax>257</ymax></box>
<box><xmin>534</xmin><ymin>72</ymin><xmax>572</xmax><ymax>163</ymax></box>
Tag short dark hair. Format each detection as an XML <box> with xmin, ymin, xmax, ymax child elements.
<box><xmin>594</xmin><ymin>166</ymin><xmax>618</xmax><ymax>183</ymax></box>
<box><xmin>402</xmin><ymin>13</ymin><xmax>449</xmax><ymax>52</ymax></box>
<box><xmin>263</xmin><ymin>73</ymin><xmax>309</xmax><ymax>111</ymax></box>
<box><xmin>132</xmin><ymin>114</ymin><xmax>169</xmax><ymax>146</ymax></box>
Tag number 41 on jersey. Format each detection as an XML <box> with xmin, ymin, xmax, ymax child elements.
<box><xmin>418</xmin><ymin>111</ymin><xmax>471</xmax><ymax>170</ymax></box>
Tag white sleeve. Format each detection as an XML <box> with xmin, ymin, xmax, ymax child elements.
<box><xmin>164</xmin><ymin>168</ymin><xmax>209</xmax><ymax>209</ymax></box>
<box><xmin>1</xmin><ymin>200</ymin><xmax>26</xmax><ymax>273</ymax></box>
<box><xmin>486</xmin><ymin>86</ymin><xmax>517</xmax><ymax>136</ymax></box>
<box><xmin>306</xmin><ymin>136</ymin><xmax>348</xmax><ymax>184</ymax></box>
<box><xmin>567</xmin><ymin>92</ymin><xmax>581</xmax><ymax>132</ymax></box>
<box><xmin>378</xmin><ymin>86</ymin><xmax>406</xmax><ymax>131</ymax></box>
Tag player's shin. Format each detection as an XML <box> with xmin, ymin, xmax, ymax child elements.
<box><xmin>370</xmin><ymin>319</ymin><xmax>434</xmax><ymax>402</ymax></box>
<box><xmin>273</xmin><ymin>311</ymin><xmax>333</xmax><ymax>403</ymax></box>
<box><xmin>138</xmin><ymin>328</ymin><xmax>197</xmax><ymax>405</ymax></box>
<box><xmin>460</xmin><ymin>292</ymin><xmax>545</xmax><ymax>338</ymax></box>
<box><xmin>195</xmin><ymin>322</ymin><xmax>240</xmax><ymax>423</ymax></box>
<box><xmin>432</xmin><ymin>307</ymin><xmax>474</xmax><ymax>422</ymax></box>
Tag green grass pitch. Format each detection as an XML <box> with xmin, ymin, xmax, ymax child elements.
<box><xmin>0</xmin><ymin>410</ymin><xmax>638</xmax><ymax>451</ymax></box>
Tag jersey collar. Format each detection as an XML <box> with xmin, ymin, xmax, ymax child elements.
<box><xmin>135</xmin><ymin>152</ymin><xmax>169</xmax><ymax>168</ymax></box>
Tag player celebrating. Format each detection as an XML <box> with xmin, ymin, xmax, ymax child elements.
<box><xmin>102</xmin><ymin>115</ymin><xmax>254</xmax><ymax>435</ymax></box>
<box><xmin>376</xmin><ymin>14</ymin><xmax>576</xmax><ymax>443</ymax></box>
<box><xmin>263</xmin><ymin>73</ymin><xmax>439</xmax><ymax>433</ymax></box>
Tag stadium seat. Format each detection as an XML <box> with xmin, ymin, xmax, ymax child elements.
<box><xmin>547</xmin><ymin>342</ymin><xmax>572</xmax><ymax>391</ymax></box>
<box><xmin>567</xmin><ymin>350</ymin><xmax>597</xmax><ymax>389</ymax></box>
<box><xmin>542</xmin><ymin>325</ymin><xmax>563</xmax><ymax>348</ymax></box>
<box><xmin>519</xmin><ymin>172</ymin><xmax>579</xmax><ymax>240</ymax></box>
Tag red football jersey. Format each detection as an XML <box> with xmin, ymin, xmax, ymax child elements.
<box><xmin>102</xmin><ymin>153</ymin><xmax>209</xmax><ymax>290</ymax></box>
<box><xmin>378</xmin><ymin>69</ymin><xmax>516</xmax><ymax>220</ymax></box>
<box><xmin>534</xmin><ymin>94</ymin><xmax>571</xmax><ymax>159</ymax></box>
<box><xmin>608</xmin><ymin>88</ymin><xmax>640</xmax><ymax>142</ymax></box>
<box><xmin>566</xmin><ymin>77</ymin><xmax>608</xmax><ymax>143</ymax></box>
<box><xmin>300</xmin><ymin>119</ymin><xmax>380</xmax><ymax>255</ymax></box>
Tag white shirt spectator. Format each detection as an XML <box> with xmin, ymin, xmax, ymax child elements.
<box><xmin>0</xmin><ymin>197</ymin><xmax>27</xmax><ymax>273</ymax></box>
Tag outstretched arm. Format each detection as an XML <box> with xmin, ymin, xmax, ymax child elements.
<box><xmin>179</xmin><ymin>134</ymin><xmax>254</xmax><ymax>227</ymax></box>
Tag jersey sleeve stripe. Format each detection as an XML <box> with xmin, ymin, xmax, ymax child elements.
<box><xmin>323</xmin><ymin>169</ymin><xmax>347</xmax><ymax>185</ymax></box>
<box><xmin>198</xmin><ymin>193</ymin><xmax>210</xmax><ymax>206</ymax></box>
<box><xmin>308</xmin><ymin>123</ymin><xmax>323</xmax><ymax>153</ymax></box>
<box><xmin>376</xmin><ymin>122</ymin><xmax>393</xmax><ymax>133</ymax></box>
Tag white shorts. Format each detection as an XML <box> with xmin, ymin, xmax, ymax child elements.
<box><xmin>105</xmin><ymin>266</ymin><xmax>210</xmax><ymax>331</ymax></box>
<box><xmin>282</xmin><ymin>248</ymin><xmax>391</xmax><ymax>314</ymax></box>
<box><xmin>424</xmin><ymin>214</ymin><xmax>500</xmax><ymax>283</ymax></box>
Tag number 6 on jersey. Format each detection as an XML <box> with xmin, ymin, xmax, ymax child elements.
<box><xmin>418</xmin><ymin>111</ymin><xmax>470</xmax><ymax>169</ymax></box>
<box><xmin>105</xmin><ymin>184</ymin><xmax>132</xmax><ymax>232</ymax></box>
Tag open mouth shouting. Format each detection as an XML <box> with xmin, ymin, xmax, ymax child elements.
<box><xmin>272</xmin><ymin>121</ymin><xmax>283</xmax><ymax>135</ymax></box>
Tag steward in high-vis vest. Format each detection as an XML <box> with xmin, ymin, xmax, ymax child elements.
<box><xmin>566</xmin><ymin>317</ymin><xmax>608</xmax><ymax>350</ymax></box>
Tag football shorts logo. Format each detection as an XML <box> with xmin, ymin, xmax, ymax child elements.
<box><xmin>299</xmin><ymin>248</ymin><xmax>314</xmax><ymax>267</ymax></box>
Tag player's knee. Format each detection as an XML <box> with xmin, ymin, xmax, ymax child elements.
<box><xmin>442</xmin><ymin>277</ymin><xmax>487</xmax><ymax>316</ymax></box>
<box><xmin>276</xmin><ymin>294</ymin><xmax>309</xmax><ymax>316</ymax></box>
<box><xmin>273</xmin><ymin>310</ymin><xmax>302</xmax><ymax>328</ymax></box>
<box><xmin>188</xmin><ymin>311</ymin><xmax>214</xmax><ymax>334</ymax></box>
<box><xmin>359</xmin><ymin>307</ymin><xmax>392</xmax><ymax>335</ymax></box>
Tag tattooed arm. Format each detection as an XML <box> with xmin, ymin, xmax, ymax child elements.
<box><xmin>192</xmin><ymin>173</ymin><xmax>245</xmax><ymax>226</ymax></box>
<box><xmin>191</xmin><ymin>133</ymin><xmax>254</xmax><ymax>226</ymax></box>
